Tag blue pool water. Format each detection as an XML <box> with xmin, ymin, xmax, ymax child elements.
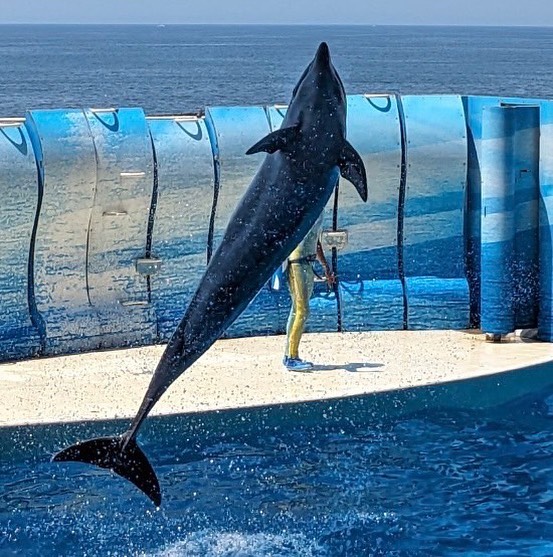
<box><xmin>2</xmin><ymin>385</ymin><xmax>553</xmax><ymax>556</ymax></box>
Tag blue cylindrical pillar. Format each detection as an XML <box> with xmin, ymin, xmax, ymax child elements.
<box><xmin>480</xmin><ymin>106</ymin><xmax>515</xmax><ymax>336</ymax></box>
<box><xmin>538</xmin><ymin>102</ymin><xmax>553</xmax><ymax>341</ymax></box>
<box><xmin>512</xmin><ymin>106</ymin><xmax>540</xmax><ymax>329</ymax></box>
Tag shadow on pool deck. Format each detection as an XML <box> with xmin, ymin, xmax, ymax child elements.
<box><xmin>308</xmin><ymin>362</ymin><xmax>384</xmax><ymax>373</ymax></box>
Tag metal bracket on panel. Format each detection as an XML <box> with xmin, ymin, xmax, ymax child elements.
<box><xmin>173</xmin><ymin>115</ymin><xmax>202</xmax><ymax>122</ymax></box>
<box><xmin>321</xmin><ymin>229</ymin><xmax>348</xmax><ymax>252</ymax></box>
<box><xmin>119</xmin><ymin>300</ymin><xmax>149</xmax><ymax>307</ymax></box>
<box><xmin>500</xmin><ymin>102</ymin><xmax>540</xmax><ymax>108</ymax></box>
<box><xmin>363</xmin><ymin>93</ymin><xmax>392</xmax><ymax>98</ymax></box>
<box><xmin>146</xmin><ymin>112</ymin><xmax>204</xmax><ymax>121</ymax></box>
<box><xmin>0</xmin><ymin>118</ymin><xmax>26</xmax><ymax>127</ymax></box>
<box><xmin>136</xmin><ymin>257</ymin><xmax>163</xmax><ymax>276</ymax></box>
<box><xmin>120</xmin><ymin>171</ymin><xmax>146</xmax><ymax>178</ymax></box>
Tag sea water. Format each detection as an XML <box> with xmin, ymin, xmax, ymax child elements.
<box><xmin>1</xmin><ymin>24</ymin><xmax>552</xmax><ymax>117</ymax></box>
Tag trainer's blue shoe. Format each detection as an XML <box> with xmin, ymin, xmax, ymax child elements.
<box><xmin>283</xmin><ymin>356</ymin><xmax>313</xmax><ymax>372</ymax></box>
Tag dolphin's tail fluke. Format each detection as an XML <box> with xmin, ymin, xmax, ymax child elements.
<box><xmin>52</xmin><ymin>435</ymin><xmax>161</xmax><ymax>506</ymax></box>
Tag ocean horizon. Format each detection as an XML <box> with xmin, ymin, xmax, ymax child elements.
<box><xmin>1</xmin><ymin>24</ymin><xmax>552</xmax><ymax>116</ymax></box>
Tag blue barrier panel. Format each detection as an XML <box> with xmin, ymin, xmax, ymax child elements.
<box><xmin>339</xmin><ymin>279</ymin><xmax>404</xmax><ymax>330</ymax></box>
<box><xmin>147</xmin><ymin>115</ymin><xmax>215</xmax><ymax>340</ymax></box>
<box><xmin>539</xmin><ymin>101</ymin><xmax>553</xmax><ymax>341</ymax></box>
<box><xmin>25</xmin><ymin>109</ymin><xmax>102</xmax><ymax>355</ymax></box>
<box><xmin>480</xmin><ymin>106</ymin><xmax>516</xmax><ymax>335</ymax></box>
<box><xmin>404</xmin><ymin>278</ymin><xmax>470</xmax><ymax>330</ymax></box>
<box><xmin>12</xmin><ymin>96</ymin><xmax>547</xmax><ymax>356</ymax></box>
<box><xmin>205</xmin><ymin>106</ymin><xmax>290</xmax><ymax>337</ymax></box>
<box><xmin>267</xmin><ymin>95</ymin><xmax>405</xmax><ymax>332</ymax></box>
<box><xmin>204</xmin><ymin>106</ymin><xmax>270</xmax><ymax>251</ymax></box>
<box><xmin>0</xmin><ymin>119</ymin><xmax>41</xmax><ymax>360</ymax></box>
<box><xmin>265</xmin><ymin>105</ymin><xmax>287</xmax><ymax>131</ymax></box>
<box><xmin>337</xmin><ymin>95</ymin><xmax>404</xmax><ymax>330</ymax></box>
<box><xmin>401</xmin><ymin>95</ymin><xmax>470</xmax><ymax>330</ymax></box>
<box><xmin>463</xmin><ymin>95</ymin><xmax>490</xmax><ymax>324</ymax></box>
<box><xmin>84</xmin><ymin>107</ymin><xmax>156</xmax><ymax>347</ymax></box>
<box><xmin>464</xmin><ymin>96</ymin><xmax>542</xmax><ymax>327</ymax></box>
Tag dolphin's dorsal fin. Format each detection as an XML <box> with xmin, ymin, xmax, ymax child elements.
<box><xmin>246</xmin><ymin>126</ymin><xmax>299</xmax><ymax>155</ymax></box>
<box><xmin>338</xmin><ymin>141</ymin><xmax>368</xmax><ymax>202</ymax></box>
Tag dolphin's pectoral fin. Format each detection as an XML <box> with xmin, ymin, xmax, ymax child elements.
<box><xmin>246</xmin><ymin>126</ymin><xmax>299</xmax><ymax>155</ymax></box>
<box><xmin>52</xmin><ymin>435</ymin><xmax>161</xmax><ymax>506</ymax></box>
<box><xmin>339</xmin><ymin>141</ymin><xmax>368</xmax><ymax>202</ymax></box>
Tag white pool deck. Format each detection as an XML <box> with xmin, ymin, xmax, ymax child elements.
<box><xmin>2</xmin><ymin>329</ymin><xmax>553</xmax><ymax>429</ymax></box>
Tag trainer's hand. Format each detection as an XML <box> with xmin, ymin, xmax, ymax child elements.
<box><xmin>325</xmin><ymin>269</ymin><xmax>337</xmax><ymax>287</ymax></box>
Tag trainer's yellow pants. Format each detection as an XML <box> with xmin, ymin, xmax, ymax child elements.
<box><xmin>285</xmin><ymin>262</ymin><xmax>315</xmax><ymax>359</ymax></box>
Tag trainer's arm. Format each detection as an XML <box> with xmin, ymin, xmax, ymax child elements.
<box><xmin>316</xmin><ymin>240</ymin><xmax>336</xmax><ymax>285</ymax></box>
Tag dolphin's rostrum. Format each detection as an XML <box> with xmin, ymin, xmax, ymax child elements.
<box><xmin>52</xmin><ymin>42</ymin><xmax>368</xmax><ymax>505</ymax></box>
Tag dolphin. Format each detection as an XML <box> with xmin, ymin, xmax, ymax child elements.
<box><xmin>52</xmin><ymin>42</ymin><xmax>368</xmax><ymax>506</ymax></box>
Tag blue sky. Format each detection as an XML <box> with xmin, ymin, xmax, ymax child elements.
<box><xmin>1</xmin><ymin>0</ymin><xmax>550</xmax><ymax>26</ymax></box>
